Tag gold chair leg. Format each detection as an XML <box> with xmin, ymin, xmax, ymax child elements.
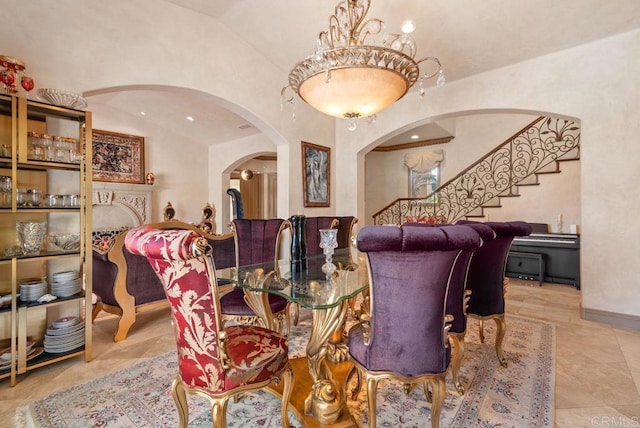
<box><xmin>285</xmin><ymin>305</ymin><xmax>291</xmax><ymax>336</ymax></box>
<box><xmin>91</xmin><ymin>298</ymin><xmax>103</xmax><ymax>322</ymax></box>
<box><xmin>280</xmin><ymin>364</ymin><xmax>294</xmax><ymax>428</ymax></box>
<box><xmin>428</xmin><ymin>375</ymin><xmax>446</xmax><ymax>428</ymax></box>
<box><xmin>366</xmin><ymin>375</ymin><xmax>379</xmax><ymax>428</ymax></box>
<box><xmin>423</xmin><ymin>380</ymin><xmax>433</xmax><ymax>403</ymax></box>
<box><xmin>292</xmin><ymin>303</ymin><xmax>300</xmax><ymax>326</ymax></box>
<box><xmin>348</xmin><ymin>366</ymin><xmax>362</xmax><ymax>401</ymax></box>
<box><xmin>211</xmin><ymin>398</ymin><xmax>228</xmax><ymax>428</ymax></box>
<box><xmin>449</xmin><ymin>334</ymin><xmax>466</xmax><ymax>394</ymax></box>
<box><xmin>171</xmin><ymin>377</ymin><xmax>189</xmax><ymax>428</ymax></box>
<box><xmin>494</xmin><ymin>315</ymin><xmax>508</xmax><ymax>367</ymax></box>
<box><xmin>478</xmin><ymin>319</ymin><xmax>485</xmax><ymax>343</ymax></box>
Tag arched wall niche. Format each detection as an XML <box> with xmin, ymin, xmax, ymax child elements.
<box><xmin>359</xmin><ymin>108</ymin><xmax>582</xmax><ymax>227</ymax></box>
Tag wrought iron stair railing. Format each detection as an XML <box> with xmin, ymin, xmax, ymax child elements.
<box><xmin>372</xmin><ymin>116</ymin><xmax>581</xmax><ymax>225</ymax></box>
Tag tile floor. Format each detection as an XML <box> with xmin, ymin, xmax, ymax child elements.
<box><xmin>1</xmin><ymin>279</ymin><xmax>639</xmax><ymax>427</ymax></box>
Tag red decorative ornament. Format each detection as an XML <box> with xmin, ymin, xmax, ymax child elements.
<box><xmin>0</xmin><ymin>55</ymin><xmax>34</xmax><ymax>96</ymax></box>
<box><xmin>146</xmin><ymin>172</ymin><xmax>155</xmax><ymax>185</ymax></box>
<box><xmin>1</xmin><ymin>70</ymin><xmax>15</xmax><ymax>86</ymax></box>
<box><xmin>21</xmin><ymin>75</ymin><xmax>34</xmax><ymax>92</ymax></box>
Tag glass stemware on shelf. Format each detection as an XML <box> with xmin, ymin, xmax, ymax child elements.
<box><xmin>0</xmin><ymin>175</ymin><xmax>11</xmax><ymax>207</ymax></box>
<box><xmin>319</xmin><ymin>228</ymin><xmax>338</xmax><ymax>275</ymax></box>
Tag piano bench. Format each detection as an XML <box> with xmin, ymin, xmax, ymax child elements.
<box><xmin>506</xmin><ymin>251</ymin><xmax>545</xmax><ymax>286</ymax></box>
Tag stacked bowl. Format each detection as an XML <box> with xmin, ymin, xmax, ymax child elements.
<box><xmin>43</xmin><ymin>316</ymin><xmax>85</xmax><ymax>353</ymax></box>
<box><xmin>50</xmin><ymin>271</ymin><xmax>81</xmax><ymax>298</ymax></box>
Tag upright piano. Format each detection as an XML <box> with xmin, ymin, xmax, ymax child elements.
<box><xmin>506</xmin><ymin>232</ymin><xmax>580</xmax><ymax>289</ymax></box>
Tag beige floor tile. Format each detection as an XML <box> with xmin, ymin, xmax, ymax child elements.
<box><xmin>555</xmin><ymin>361</ymin><xmax>640</xmax><ymax>408</ymax></box>
<box><xmin>1</xmin><ymin>279</ymin><xmax>639</xmax><ymax>428</ymax></box>
<box><xmin>556</xmin><ymin>406</ymin><xmax>640</xmax><ymax>428</ymax></box>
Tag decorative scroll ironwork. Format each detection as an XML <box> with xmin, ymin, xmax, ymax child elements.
<box><xmin>373</xmin><ymin>116</ymin><xmax>581</xmax><ymax>225</ymax></box>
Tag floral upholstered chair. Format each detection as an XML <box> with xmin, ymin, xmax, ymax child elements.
<box><xmin>457</xmin><ymin>220</ymin><xmax>533</xmax><ymax>367</ymax></box>
<box><xmin>219</xmin><ymin>218</ymin><xmax>292</xmax><ymax>335</ymax></box>
<box><xmin>350</xmin><ymin>224</ymin><xmax>481</xmax><ymax>428</ymax></box>
<box><xmin>124</xmin><ymin>226</ymin><xmax>294</xmax><ymax>428</ymax></box>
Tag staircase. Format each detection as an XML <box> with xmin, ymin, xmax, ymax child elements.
<box><xmin>372</xmin><ymin>116</ymin><xmax>581</xmax><ymax>225</ymax></box>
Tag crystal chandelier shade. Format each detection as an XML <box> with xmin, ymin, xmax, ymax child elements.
<box><xmin>284</xmin><ymin>0</ymin><xmax>443</xmax><ymax>119</ymax></box>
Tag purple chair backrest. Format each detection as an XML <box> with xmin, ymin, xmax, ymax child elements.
<box><xmin>232</xmin><ymin>218</ymin><xmax>287</xmax><ymax>266</ymax></box>
<box><xmin>457</xmin><ymin>220</ymin><xmax>532</xmax><ymax>317</ymax></box>
<box><xmin>356</xmin><ymin>224</ymin><xmax>481</xmax><ymax>376</ymax></box>
<box><xmin>445</xmin><ymin>223</ymin><xmax>496</xmax><ymax>333</ymax></box>
<box><xmin>304</xmin><ymin>216</ymin><xmax>337</xmax><ymax>256</ymax></box>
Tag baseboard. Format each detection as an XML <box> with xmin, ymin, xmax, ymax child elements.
<box><xmin>582</xmin><ymin>307</ymin><xmax>640</xmax><ymax>330</ymax></box>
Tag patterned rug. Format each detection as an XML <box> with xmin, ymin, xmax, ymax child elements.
<box><xmin>15</xmin><ymin>313</ymin><xmax>554</xmax><ymax>428</ymax></box>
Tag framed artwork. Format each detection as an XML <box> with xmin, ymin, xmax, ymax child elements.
<box><xmin>409</xmin><ymin>166</ymin><xmax>439</xmax><ymax>200</ymax></box>
<box><xmin>92</xmin><ymin>129</ymin><xmax>145</xmax><ymax>184</ymax></box>
<box><xmin>301</xmin><ymin>141</ymin><xmax>330</xmax><ymax>207</ymax></box>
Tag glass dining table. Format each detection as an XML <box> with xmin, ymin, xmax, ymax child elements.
<box><xmin>218</xmin><ymin>247</ymin><xmax>369</xmax><ymax>427</ymax></box>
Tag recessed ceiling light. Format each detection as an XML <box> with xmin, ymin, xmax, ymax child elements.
<box><xmin>186</xmin><ymin>116</ymin><xmax>194</xmax><ymax>121</ymax></box>
<box><xmin>411</xmin><ymin>134</ymin><xmax>419</xmax><ymax>140</ymax></box>
<box><xmin>401</xmin><ymin>21</ymin><xmax>415</xmax><ymax>34</ymax></box>
<box><xmin>140</xmin><ymin>111</ymin><xmax>146</xmax><ymax>116</ymax></box>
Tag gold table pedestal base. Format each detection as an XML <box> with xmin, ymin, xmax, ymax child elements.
<box><xmin>269</xmin><ymin>357</ymin><xmax>357</xmax><ymax>427</ymax></box>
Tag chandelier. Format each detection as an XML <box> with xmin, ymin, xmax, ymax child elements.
<box><xmin>282</xmin><ymin>0</ymin><xmax>444</xmax><ymax>120</ymax></box>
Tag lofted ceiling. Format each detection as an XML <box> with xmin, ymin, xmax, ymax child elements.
<box><xmin>87</xmin><ymin>0</ymin><xmax>640</xmax><ymax>148</ymax></box>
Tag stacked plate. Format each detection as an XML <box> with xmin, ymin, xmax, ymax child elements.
<box><xmin>50</xmin><ymin>271</ymin><xmax>81</xmax><ymax>298</ymax></box>
<box><xmin>0</xmin><ymin>341</ymin><xmax>43</xmax><ymax>370</ymax></box>
<box><xmin>19</xmin><ymin>278</ymin><xmax>48</xmax><ymax>302</ymax></box>
<box><xmin>43</xmin><ymin>316</ymin><xmax>85</xmax><ymax>353</ymax></box>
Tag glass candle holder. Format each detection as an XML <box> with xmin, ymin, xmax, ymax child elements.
<box><xmin>319</xmin><ymin>228</ymin><xmax>338</xmax><ymax>275</ymax></box>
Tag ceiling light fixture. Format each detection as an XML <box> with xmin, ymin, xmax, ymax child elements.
<box><xmin>411</xmin><ymin>134</ymin><xmax>419</xmax><ymax>139</ymax></box>
<box><xmin>401</xmin><ymin>20</ymin><xmax>415</xmax><ymax>34</ymax></box>
<box><xmin>240</xmin><ymin>169</ymin><xmax>254</xmax><ymax>181</ymax></box>
<box><xmin>186</xmin><ymin>116</ymin><xmax>194</xmax><ymax>121</ymax></box>
<box><xmin>281</xmin><ymin>0</ymin><xmax>445</xmax><ymax>120</ymax></box>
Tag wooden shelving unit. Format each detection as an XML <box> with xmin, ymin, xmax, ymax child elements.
<box><xmin>0</xmin><ymin>94</ymin><xmax>92</xmax><ymax>386</ymax></box>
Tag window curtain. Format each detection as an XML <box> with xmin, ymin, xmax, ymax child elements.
<box><xmin>404</xmin><ymin>149</ymin><xmax>444</xmax><ymax>173</ymax></box>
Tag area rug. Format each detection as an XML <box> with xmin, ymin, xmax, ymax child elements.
<box><xmin>15</xmin><ymin>314</ymin><xmax>554</xmax><ymax>427</ymax></box>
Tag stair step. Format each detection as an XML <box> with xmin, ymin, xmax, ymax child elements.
<box><xmin>536</xmin><ymin>162</ymin><xmax>560</xmax><ymax>173</ymax></box>
<box><xmin>467</xmin><ymin>207</ymin><xmax>484</xmax><ymax>217</ymax></box>
<box><xmin>560</xmin><ymin>147</ymin><xmax>580</xmax><ymax>160</ymax></box>
<box><xmin>515</xmin><ymin>175</ymin><xmax>539</xmax><ymax>186</ymax></box>
<box><xmin>536</xmin><ymin>170</ymin><xmax>561</xmax><ymax>175</ymax></box>
<box><xmin>482</xmin><ymin>196</ymin><xmax>502</xmax><ymax>207</ymax></box>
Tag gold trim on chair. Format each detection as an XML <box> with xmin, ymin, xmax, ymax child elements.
<box><xmin>348</xmin><ymin>360</ymin><xmax>448</xmax><ymax>428</ymax></box>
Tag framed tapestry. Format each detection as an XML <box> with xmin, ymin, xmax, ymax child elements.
<box><xmin>92</xmin><ymin>129</ymin><xmax>145</xmax><ymax>184</ymax></box>
<box><xmin>301</xmin><ymin>141</ymin><xmax>330</xmax><ymax>207</ymax></box>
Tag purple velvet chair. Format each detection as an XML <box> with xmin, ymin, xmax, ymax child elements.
<box><xmin>349</xmin><ymin>224</ymin><xmax>482</xmax><ymax>428</ymax></box>
<box><xmin>219</xmin><ymin>218</ymin><xmax>292</xmax><ymax>335</ymax></box>
<box><xmin>457</xmin><ymin>220</ymin><xmax>533</xmax><ymax>367</ymax></box>
<box><xmin>443</xmin><ymin>223</ymin><xmax>495</xmax><ymax>393</ymax></box>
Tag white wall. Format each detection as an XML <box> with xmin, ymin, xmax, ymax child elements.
<box><xmin>90</xmin><ymin>103</ymin><xmax>208</xmax><ymax>223</ymax></box>
<box><xmin>488</xmin><ymin>160</ymin><xmax>581</xmax><ymax>233</ymax></box>
<box><xmin>337</xmin><ymin>29</ymin><xmax>640</xmax><ymax>321</ymax></box>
